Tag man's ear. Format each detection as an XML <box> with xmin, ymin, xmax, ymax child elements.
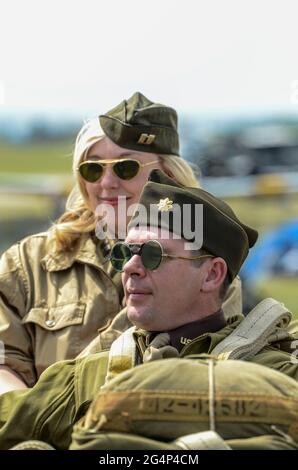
<box><xmin>200</xmin><ymin>258</ymin><xmax>228</xmax><ymax>293</ymax></box>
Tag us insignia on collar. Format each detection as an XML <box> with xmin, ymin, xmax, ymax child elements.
<box><xmin>157</xmin><ymin>197</ymin><xmax>174</xmax><ymax>212</ymax></box>
<box><xmin>180</xmin><ymin>337</ymin><xmax>191</xmax><ymax>345</ymax></box>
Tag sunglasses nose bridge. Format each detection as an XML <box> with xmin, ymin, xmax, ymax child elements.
<box><xmin>121</xmin><ymin>245</ymin><xmax>147</xmax><ymax>275</ymax></box>
<box><xmin>99</xmin><ymin>163</ymin><xmax>122</xmax><ymax>188</ymax></box>
<box><xmin>129</xmin><ymin>244</ymin><xmax>142</xmax><ymax>256</ymax></box>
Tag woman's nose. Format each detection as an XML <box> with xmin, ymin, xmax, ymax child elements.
<box><xmin>99</xmin><ymin>165</ymin><xmax>119</xmax><ymax>189</ymax></box>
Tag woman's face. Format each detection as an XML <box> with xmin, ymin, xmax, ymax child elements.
<box><xmin>83</xmin><ymin>136</ymin><xmax>163</xmax><ymax>237</ymax></box>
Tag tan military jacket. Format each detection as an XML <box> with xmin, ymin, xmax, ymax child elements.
<box><xmin>0</xmin><ymin>232</ymin><xmax>122</xmax><ymax>386</ymax></box>
<box><xmin>0</xmin><ymin>314</ymin><xmax>296</xmax><ymax>450</ymax></box>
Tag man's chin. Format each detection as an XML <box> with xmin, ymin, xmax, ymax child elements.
<box><xmin>127</xmin><ymin>307</ymin><xmax>151</xmax><ymax>330</ymax></box>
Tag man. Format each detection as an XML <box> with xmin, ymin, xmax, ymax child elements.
<box><xmin>0</xmin><ymin>170</ymin><xmax>297</xmax><ymax>450</ymax></box>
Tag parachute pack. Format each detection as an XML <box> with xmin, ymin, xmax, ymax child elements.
<box><xmin>71</xmin><ymin>357</ymin><xmax>298</xmax><ymax>450</ymax></box>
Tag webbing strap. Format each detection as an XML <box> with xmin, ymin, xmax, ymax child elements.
<box><xmin>105</xmin><ymin>326</ymin><xmax>137</xmax><ymax>383</ymax></box>
<box><xmin>10</xmin><ymin>440</ymin><xmax>55</xmax><ymax>450</ymax></box>
<box><xmin>174</xmin><ymin>431</ymin><xmax>231</xmax><ymax>450</ymax></box>
<box><xmin>212</xmin><ymin>298</ymin><xmax>292</xmax><ymax>360</ymax></box>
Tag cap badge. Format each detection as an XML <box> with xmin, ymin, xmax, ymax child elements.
<box><xmin>157</xmin><ymin>197</ymin><xmax>174</xmax><ymax>212</ymax></box>
<box><xmin>137</xmin><ymin>133</ymin><xmax>156</xmax><ymax>145</ymax></box>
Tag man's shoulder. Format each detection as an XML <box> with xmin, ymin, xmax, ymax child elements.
<box><xmin>75</xmin><ymin>351</ymin><xmax>110</xmax><ymax>402</ymax></box>
<box><xmin>251</xmin><ymin>345</ymin><xmax>298</xmax><ymax>380</ymax></box>
<box><xmin>76</xmin><ymin>350</ymin><xmax>109</xmax><ymax>373</ymax></box>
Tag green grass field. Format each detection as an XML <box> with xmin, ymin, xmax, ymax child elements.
<box><xmin>0</xmin><ymin>139</ymin><xmax>74</xmax><ymax>174</ymax></box>
<box><xmin>0</xmin><ymin>140</ymin><xmax>74</xmax><ymax>219</ymax></box>
<box><xmin>225</xmin><ymin>194</ymin><xmax>298</xmax><ymax>235</ymax></box>
<box><xmin>254</xmin><ymin>277</ymin><xmax>298</xmax><ymax>317</ymax></box>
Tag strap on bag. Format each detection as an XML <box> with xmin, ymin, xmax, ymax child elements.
<box><xmin>212</xmin><ymin>298</ymin><xmax>292</xmax><ymax>360</ymax></box>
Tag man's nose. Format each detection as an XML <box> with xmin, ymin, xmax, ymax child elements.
<box><xmin>123</xmin><ymin>254</ymin><xmax>147</xmax><ymax>277</ymax></box>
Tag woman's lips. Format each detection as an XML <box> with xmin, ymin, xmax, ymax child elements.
<box><xmin>100</xmin><ymin>198</ymin><xmax>120</xmax><ymax>206</ymax></box>
<box><xmin>98</xmin><ymin>196</ymin><xmax>131</xmax><ymax>207</ymax></box>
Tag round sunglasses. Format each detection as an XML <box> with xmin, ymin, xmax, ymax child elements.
<box><xmin>110</xmin><ymin>240</ymin><xmax>214</xmax><ymax>272</ymax></box>
<box><xmin>77</xmin><ymin>158</ymin><xmax>159</xmax><ymax>183</ymax></box>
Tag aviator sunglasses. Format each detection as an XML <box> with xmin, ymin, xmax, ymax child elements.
<box><xmin>110</xmin><ymin>240</ymin><xmax>214</xmax><ymax>272</ymax></box>
<box><xmin>78</xmin><ymin>158</ymin><xmax>159</xmax><ymax>183</ymax></box>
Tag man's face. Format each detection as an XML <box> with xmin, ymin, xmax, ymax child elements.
<box><xmin>122</xmin><ymin>227</ymin><xmax>208</xmax><ymax>331</ymax></box>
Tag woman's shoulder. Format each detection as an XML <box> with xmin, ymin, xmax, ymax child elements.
<box><xmin>1</xmin><ymin>232</ymin><xmax>50</xmax><ymax>267</ymax></box>
<box><xmin>9</xmin><ymin>231</ymin><xmax>50</xmax><ymax>253</ymax></box>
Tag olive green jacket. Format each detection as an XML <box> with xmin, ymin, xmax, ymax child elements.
<box><xmin>0</xmin><ymin>314</ymin><xmax>296</xmax><ymax>450</ymax></box>
<box><xmin>0</xmin><ymin>233</ymin><xmax>122</xmax><ymax>386</ymax></box>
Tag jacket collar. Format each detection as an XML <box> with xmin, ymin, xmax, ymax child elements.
<box><xmin>134</xmin><ymin>314</ymin><xmax>244</xmax><ymax>358</ymax></box>
<box><xmin>180</xmin><ymin>314</ymin><xmax>244</xmax><ymax>356</ymax></box>
<box><xmin>41</xmin><ymin>235</ymin><xmax>109</xmax><ymax>272</ymax></box>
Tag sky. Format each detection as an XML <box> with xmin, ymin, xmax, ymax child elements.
<box><xmin>1</xmin><ymin>0</ymin><xmax>298</xmax><ymax>119</ymax></box>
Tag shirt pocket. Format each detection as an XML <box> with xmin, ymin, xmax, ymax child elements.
<box><xmin>22</xmin><ymin>303</ymin><xmax>86</xmax><ymax>331</ymax></box>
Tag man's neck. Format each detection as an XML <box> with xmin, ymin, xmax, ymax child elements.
<box><xmin>167</xmin><ymin>309</ymin><xmax>226</xmax><ymax>352</ymax></box>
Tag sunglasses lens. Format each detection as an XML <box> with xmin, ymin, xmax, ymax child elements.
<box><xmin>141</xmin><ymin>240</ymin><xmax>162</xmax><ymax>270</ymax></box>
<box><xmin>79</xmin><ymin>163</ymin><xmax>104</xmax><ymax>183</ymax></box>
<box><xmin>113</xmin><ymin>160</ymin><xmax>140</xmax><ymax>180</ymax></box>
<box><xmin>110</xmin><ymin>243</ymin><xmax>132</xmax><ymax>272</ymax></box>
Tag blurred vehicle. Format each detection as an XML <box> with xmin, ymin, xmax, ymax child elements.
<box><xmin>196</xmin><ymin>125</ymin><xmax>298</xmax><ymax>177</ymax></box>
<box><xmin>241</xmin><ymin>219</ymin><xmax>298</xmax><ymax>281</ymax></box>
<box><xmin>240</xmin><ymin>219</ymin><xmax>298</xmax><ymax>316</ymax></box>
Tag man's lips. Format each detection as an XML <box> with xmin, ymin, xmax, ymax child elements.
<box><xmin>127</xmin><ymin>288</ymin><xmax>151</xmax><ymax>295</ymax></box>
<box><xmin>126</xmin><ymin>288</ymin><xmax>152</xmax><ymax>300</ymax></box>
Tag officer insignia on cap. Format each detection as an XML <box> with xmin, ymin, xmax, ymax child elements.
<box><xmin>137</xmin><ymin>133</ymin><xmax>156</xmax><ymax>145</ymax></box>
<box><xmin>157</xmin><ymin>197</ymin><xmax>174</xmax><ymax>212</ymax></box>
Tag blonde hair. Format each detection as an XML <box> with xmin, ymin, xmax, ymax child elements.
<box><xmin>159</xmin><ymin>154</ymin><xmax>200</xmax><ymax>189</ymax></box>
<box><xmin>49</xmin><ymin>118</ymin><xmax>201</xmax><ymax>252</ymax></box>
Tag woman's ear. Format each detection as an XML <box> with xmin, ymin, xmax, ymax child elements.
<box><xmin>200</xmin><ymin>257</ymin><xmax>228</xmax><ymax>294</ymax></box>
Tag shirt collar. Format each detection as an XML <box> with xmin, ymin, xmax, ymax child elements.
<box><xmin>167</xmin><ymin>309</ymin><xmax>227</xmax><ymax>352</ymax></box>
<box><xmin>41</xmin><ymin>234</ymin><xmax>110</xmax><ymax>272</ymax></box>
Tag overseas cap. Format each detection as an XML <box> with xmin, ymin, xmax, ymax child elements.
<box><xmin>128</xmin><ymin>170</ymin><xmax>258</xmax><ymax>280</ymax></box>
<box><xmin>99</xmin><ymin>92</ymin><xmax>179</xmax><ymax>156</ymax></box>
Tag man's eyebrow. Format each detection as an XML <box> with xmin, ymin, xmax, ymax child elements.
<box><xmin>125</xmin><ymin>240</ymin><xmax>174</xmax><ymax>252</ymax></box>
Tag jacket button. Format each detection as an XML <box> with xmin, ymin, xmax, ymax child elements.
<box><xmin>45</xmin><ymin>319</ymin><xmax>56</xmax><ymax>327</ymax></box>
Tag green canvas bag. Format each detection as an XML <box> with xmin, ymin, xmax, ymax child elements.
<box><xmin>71</xmin><ymin>357</ymin><xmax>298</xmax><ymax>450</ymax></box>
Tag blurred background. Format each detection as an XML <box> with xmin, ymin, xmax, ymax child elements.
<box><xmin>1</xmin><ymin>0</ymin><xmax>298</xmax><ymax>315</ymax></box>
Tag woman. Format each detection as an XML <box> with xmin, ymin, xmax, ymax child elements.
<box><xmin>0</xmin><ymin>92</ymin><xmax>241</xmax><ymax>393</ymax></box>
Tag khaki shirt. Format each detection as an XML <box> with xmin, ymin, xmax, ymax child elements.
<box><xmin>0</xmin><ymin>314</ymin><xmax>296</xmax><ymax>450</ymax></box>
<box><xmin>0</xmin><ymin>233</ymin><xmax>122</xmax><ymax>386</ymax></box>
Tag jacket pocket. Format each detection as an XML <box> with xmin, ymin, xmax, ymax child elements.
<box><xmin>22</xmin><ymin>303</ymin><xmax>86</xmax><ymax>331</ymax></box>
